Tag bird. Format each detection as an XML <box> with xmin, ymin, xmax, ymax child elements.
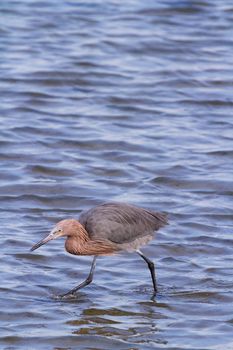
<box><xmin>30</xmin><ymin>202</ymin><xmax>168</xmax><ymax>297</ymax></box>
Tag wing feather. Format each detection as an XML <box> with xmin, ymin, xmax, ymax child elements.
<box><xmin>79</xmin><ymin>202</ymin><xmax>167</xmax><ymax>245</ymax></box>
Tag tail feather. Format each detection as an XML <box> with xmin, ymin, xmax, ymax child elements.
<box><xmin>146</xmin><ymin>210</ymin><xmax>168</xmax><ymax>226</ymax></box>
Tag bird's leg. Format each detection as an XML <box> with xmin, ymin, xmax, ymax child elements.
<box><xmin>60</xmin><ymin>256</ymin><xmax>97</xmax><ymax>298</ymax></box>
<box><xmin>136</xmin><ymin>250</ymin><xmax>157</xmax><ymax>295</ymax></box>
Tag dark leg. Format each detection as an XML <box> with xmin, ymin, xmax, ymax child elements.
<box><xmin>60</xmin><ymin>256</ymin><xmax>97</xmax><ymax>297</ymax></box>
<box><xmin>137</xmin><ymin>250</ymin><xmax>157</xmax><ymax>294</ymax></box>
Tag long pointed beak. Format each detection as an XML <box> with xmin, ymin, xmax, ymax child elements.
<box><xmin>31</xmin><ymin>231</ymin><xmax>56</xmax><ymax>252</ymax></box>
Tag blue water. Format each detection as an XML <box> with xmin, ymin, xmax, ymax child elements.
<box><xmin>0</xmin><ymin>1</ymin><xmax>233</xmax><ymax>349</ymax></box>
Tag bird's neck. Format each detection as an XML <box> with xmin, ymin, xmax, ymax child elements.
<box><xmin>65</xmin><ymin>224</ymin><xmax>90</xmax><ymax>255</ymax></box>
<box><xmin>64</xmin><ymin>223</ymin><xmax>118</xmax><ymax>256</ymax></box>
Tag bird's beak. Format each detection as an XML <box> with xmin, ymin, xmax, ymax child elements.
<box><xmin>30</xmin><ymin>229</ymin><xmax>62</xmax><ymax>252</ymax></box>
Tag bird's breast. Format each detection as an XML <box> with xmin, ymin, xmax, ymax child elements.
<box><xmin>65</xmin><ymin>237</ymin><xmax>85</xmax><ymax>255</ymax></box>
<box><xmin>65</xmin><ymin>237</ymin><xmax>119</xmax><ymax>256</ymax></box>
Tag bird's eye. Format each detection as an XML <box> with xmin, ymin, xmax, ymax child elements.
<box><xmin>58</xmin><ymin>229</ymin><xmax>62</xmax><ymax>233</ymax></box>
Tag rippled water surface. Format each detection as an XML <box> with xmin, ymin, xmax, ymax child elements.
<box><xmin>1</xmin><ymin>0</ymin><xmax>233</xmax><ymax>349</ymax></box>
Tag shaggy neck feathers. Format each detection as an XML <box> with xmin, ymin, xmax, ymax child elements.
<box><xmin>63</xmin><ymin>221</ymin><xmax>118</xmax><ymax>256</ymax></box>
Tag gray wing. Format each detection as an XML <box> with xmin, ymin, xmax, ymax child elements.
<box><xmin>79</xmin><ymin>202</ymin><xmax>168</xmax><ymax>244</ymax></box>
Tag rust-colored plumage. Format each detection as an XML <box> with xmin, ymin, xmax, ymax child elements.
<box><xmin>31</xmin><ymin>202</ymin><xmax>168</xmax><ymax>297</ymax></box>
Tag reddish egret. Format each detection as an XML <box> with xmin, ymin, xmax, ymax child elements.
<box><xmin>31</xmin><ymin>202</ymin><xmax>167</xmax><ymax>297</ymax></box>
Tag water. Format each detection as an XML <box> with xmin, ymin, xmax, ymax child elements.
<box><xmin>0</xmin><ymin>0</ymin><xmax>233</xmax><ymax>349</ymax></box>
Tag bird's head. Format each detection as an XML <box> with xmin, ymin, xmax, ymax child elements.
<box><xmin>30</xmin><ymin>219</ymin><xmax>82</xmax><ymax>252</ymax></box>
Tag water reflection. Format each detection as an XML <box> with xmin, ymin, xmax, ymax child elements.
<box><xmin>66</xmin><ymin>303</ymin><xmax>168</xmax><ymax>347</ymax></box>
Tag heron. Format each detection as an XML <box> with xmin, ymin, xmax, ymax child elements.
<box><xmin>31</xmin><ymin>202</ymin><xmax>168</xmax><ymax>297</ymax></box>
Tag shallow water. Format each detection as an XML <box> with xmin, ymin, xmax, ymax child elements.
<box><xmin>0</xmin><ymin>0</ymin><xmax>233</xmax><ymax>349</ymax></box>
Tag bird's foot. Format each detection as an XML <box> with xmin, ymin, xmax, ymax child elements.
<box><xmin>57</xmin><ymin>291</ymin><xmax>76</xmax><ymax>299</ymax></box>
<box><xmin>150</xmin><ymin>292</ymin><xmax>157</xmax><ymax>301</ymax></box>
